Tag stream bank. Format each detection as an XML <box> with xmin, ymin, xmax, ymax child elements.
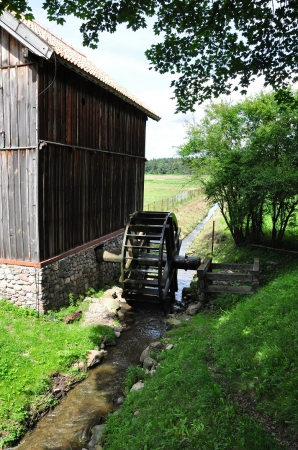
<box><xmin>13</xmin><ymin>299</ymin><xmax>167</xmax><ymax>450</ymax></box>
<box><xmin>11</xmin><ymin>205</ymin><xmax>218</xmax><ymax>450</ymax></box>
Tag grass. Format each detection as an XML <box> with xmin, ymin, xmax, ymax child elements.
<box><xmin>144</xmin><ymin>174</ymin><xmax>209</xmax><ymax>239</ymax></box>
<box><xmin>101</xmin><ymin>209</ymin><xmax>298</xmax><ymax>449</ymax></box>
<box><xmin>3</xmin><ymin>190</ymin><xmax>298</xmax><ymax>449</ymax></box>
<box><xmin>0</xmin><ymin>296</ymin><xmax>114</xmax><ymax>448</ymax></box>
<box><xmin>144</xmin><ymin>174</ymin><xmax>198</xmax><ymax>206</ymax></box>
<box><xmin>173</xmin><ymin>196</ymin><xmax>209</xmax><ymax>239</ymax></box>
<box><xmin>0</xmin><ymin>192</ymin><xmax>209</xmax><ymax>449</ymax></box>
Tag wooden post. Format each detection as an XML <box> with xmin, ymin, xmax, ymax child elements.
<box><xmin>197</xmin><ymin>257</ymin><xmax>212</xmax><ymax>306</ymax></box>
<box><xmin>211</xmin><ymin>221</ymin><xmax>215</xmax><ymax>254</ymax></box>
<box><xmin>161</xmin><ymin>199</ymin><xmax>164</xmax><ymax>210</ymax></box>
<box><xmin>252</xmin><ymin>258</ymin><xmax>260</xmax><ymax>290</ymax></box>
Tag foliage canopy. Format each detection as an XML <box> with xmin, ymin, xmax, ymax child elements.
<box><xmin>2</xmin><ymin>1</ymin><xmax>298</xmax><ymax>112</ymax></box>
<box><xmin>179</xmin><ymin>90</ymin><xmax>298</xmax><ymax>247</ymax></box>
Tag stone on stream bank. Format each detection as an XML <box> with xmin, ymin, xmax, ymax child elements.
<box><xmin>86</xmin><ymin>350</ymin><xmax>107</xmax><ymax>369</ymax></box>
<box><xmin>130</xmin><ymin>381</ymin><xmax>145</xmax><ymax>392</ymax></box>
<box><xmin>166</xmin><ymin>317</ymin><xmax>183</xmax><ymax>329</ymax></box>
<box><xmin>186</xmin><ymin>302</ymin><xmax>204</xmax><ymax>316</ymax></box>
<box><xmin>82</xmin><ymin>287</ymin><xmax>131</xmax><ymax>332</ymax></box>
<box><xmin>84</xmin><ymin>423</ymin><xmax>106</xmax><ymax>450</ymax></box>
<box><xmin>75</xmin><ymin>288</ymin><xmax>205</xmax><ymax>450</ymax></box>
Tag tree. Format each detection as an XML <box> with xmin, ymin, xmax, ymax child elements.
<box><xmin>3</xmin><ymin>0</ymin><xmax>296</xmax><ymax>113</ymax></box>
<box><xmin>1</xmin><ymin>2</ymin><xmax>298</xmax><ymax>112</ymax></box>
<box><xmin>145</xmin><ymin>158</ymin><xmax>191</xmax><ymax>174</ymax></box>
<box><xmin>179</xmin><ymin>91</ymin><xmax>298</xmax><ymax>247</ymax></box>
<box><xmin>0</xmin><ymin>1</ymin><xmax>33</xmax><ymax>20</ymax></box>
<box><xmin>8</xmin><ymin>0</ymin><xmax>298</xmax><ymax>112</ymax></box>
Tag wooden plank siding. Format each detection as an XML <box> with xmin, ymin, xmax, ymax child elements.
<box><xmin>38</xmin><ymin>61</ymin><xmax>147</xmax><ymax>156</ymax></box>
<box><xmin>38</xmin><ymin>146</ymin><xmax>145</xmax><ymax>259</ymax></box>
<box><xmin>0</xmin><ymin>31</ymin><xmax>39</xmax><ymax>261</ymax></box>
<box><xmin>0</xmin><ymin>149</ymin><xmax>39</xmax><ymax>260</ymax></box>
<box><xmin>0</xmin><ymin>30</ymin><xmax>148</xmax><ymax>263</ymax></box>
<box><xmin>37</xmin><ymin>60</ymin><xmax>147</xmax><ymax>260</ymax></box>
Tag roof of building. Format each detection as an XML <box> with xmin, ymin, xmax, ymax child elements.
<box><xmin>0</xmin><ymin>10</ymin><xmax>161</xmax><ymax>121</ymax></box>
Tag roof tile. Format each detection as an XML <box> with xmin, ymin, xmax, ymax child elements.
<box><xmin>23</xmin><ymin>17</ymin><xmax>160</xmax><ymax>121</ymax></box>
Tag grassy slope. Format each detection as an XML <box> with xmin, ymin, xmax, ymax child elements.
<box><xmin>0</xmin><ymin>299</ymin><xmax>114</xmax><ymax>448</ymax></box>
<box><xmin>144</xmin><ymin>174</ymin><xmax>209</xmax><ymax>239</ymax></box>
<box><xmin>102</xmin><ymin>210</ymin><xmax>298</xmax><ymax>449</ymax></box>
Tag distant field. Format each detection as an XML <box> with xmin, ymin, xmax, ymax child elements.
<box><xmin>143</xmin><ymin>174</ymin><xmax>197</xmax><ymax>207</ymax></box>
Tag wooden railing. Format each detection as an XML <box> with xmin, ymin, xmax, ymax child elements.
<box><xmin>197</xmin><ymin>258</ymin><xmax>259</xmax><ymax>304</ymax></box>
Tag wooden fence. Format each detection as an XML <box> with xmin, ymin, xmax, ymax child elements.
<box><xmin>145</xmin><ymin>188</ymin><xmax>202</xmax><ymax>211</ymax></box>
<box><xmin>197</xmin><ymin>257</ymin><xmax>259</xmax><ymax>304</ymax></box>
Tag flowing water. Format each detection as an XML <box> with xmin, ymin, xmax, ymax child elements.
<box><xmin>13</xmin><ymin>204</ymin><xmax>218</xmax><ymax>450</ymax></box>
<box><xmin>14</xmin><ymin>310</ymin><xmax>167</xmax><ymax>450</ymax></box>
<box><xmin>177</xmin><ymin>203</ymin><xmax>218</xmax><ymax>300</ymax></box>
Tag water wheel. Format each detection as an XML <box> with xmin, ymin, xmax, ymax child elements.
<box><xmin>120</xmin><ymin>211</ymin><xmax>181</xmax><ymax>309</ymax></box>
<box><xmin>95</xmin><ymin>211</ymin><xmax>201</xmax><ymax>310</ymax></box>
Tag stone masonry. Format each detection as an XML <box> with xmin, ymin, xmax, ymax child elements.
<box><xmin>0</xmin><ymin>233</ymin><xmax>123</xmax><ymax>312</ymax></box>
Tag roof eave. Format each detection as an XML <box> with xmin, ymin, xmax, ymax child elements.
<box><xmin>0</xmin><ymin>10</ymin><xmax>53</xmax><ymax>59</ymax></box>
<box><xmin>55</xmin><ymin>55</ymin><xmax>161</xmax><ymax>121</ymax></box>
<box><xmin>0</xmin><ymin>10</ymin><xmax>161</xmax><ymax>121</ymax></box>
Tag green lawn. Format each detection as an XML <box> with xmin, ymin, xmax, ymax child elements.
<box><xmin>0</xmin><ymin>300</ymin><xmax>114</xmax><ymax>448</ymax></box>
<box><xmin>143</xmin><ymin>174</ymin><xmax>197</xmax><ymax>207</ymax></box>
<box><xmin>102</xmin><ymin>214</ymin><xmax>298</xmax><ymax>450</ymax></box>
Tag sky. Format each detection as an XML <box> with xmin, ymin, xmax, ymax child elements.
<box><xmin>27</xmin><ymin>1</ymin><xmax>266</xmax><ymax>160</ymax></box>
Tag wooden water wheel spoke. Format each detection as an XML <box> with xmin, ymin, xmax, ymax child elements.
<box><xmin>97</xmin><ymin>211</ymin><xmax>201</xmax><ymax>310</ymax></box>
<box><xmin>120</xmin><ymin>211</ymin><xmax>183</xmax><ymax>309</ymax></box>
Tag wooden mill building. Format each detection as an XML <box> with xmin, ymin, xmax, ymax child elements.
<box><xmin>0</xmin><ymin>10</ymin><xmax>160</xmax><ymax>311</ymax></box>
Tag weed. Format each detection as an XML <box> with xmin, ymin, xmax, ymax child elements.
<box><xmin>123</xmin><ymin>365</ymin><xmax>148</xmax><ymax>392</ymax></box>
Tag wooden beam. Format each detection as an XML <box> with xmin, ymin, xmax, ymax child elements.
<box><xmin>197</xmin><ymin>257</ymin><xmax>212</xmax><ymax>277</ymax></box>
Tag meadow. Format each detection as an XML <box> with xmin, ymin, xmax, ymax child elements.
<box><xmin>143</xmin><ymin>174</ymin><xmax>198</xmax><ymax>207</ymax></box>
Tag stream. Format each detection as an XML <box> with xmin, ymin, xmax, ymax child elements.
<box><xmin>13</xmin><ymin>204</ymin><xmax>218</xmax><ymax>450</ymax></box>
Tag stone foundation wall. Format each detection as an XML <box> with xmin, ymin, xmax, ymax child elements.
<box><xmin>0</xmin><ymin>265</ymin><xmax>42</xmax><ymax>309</ymax></box>
<box><xmin>0</xmin><ymin>233</ymin><xmax>123</xmax><ymax>312</ymax></box>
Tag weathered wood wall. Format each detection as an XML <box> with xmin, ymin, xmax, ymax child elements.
<box><xmin>0</xmin><ymin>30</ymin><xmax>148</xmax><ymax>262</ymax></box>
<box><xmin>38</xmin><ymin>60</ymin><xmax>147</xmax><ymax>260</ymax></box>
<box><xmin>0</xmin><ymin>30</ymin><xmax>39</xmax><ymax>261</ymax></box>
<box><xmin>38</xmin><ymin>60</ymin><xmax>147</xmax><ymax>155</ymax></box>
<box><xmin>0</xmin><ymin>28</ymin><xmax>37</xmax><ymax>148</ymax></box>
<box><xmin>38</xmin><ymin>146</ymin><xmax>144</xmax><ymax>259</ymax></box>
<box><xmin>0</xmin><ymin>149</ymin><xmax>38</xmax><ymax>261</ymax></box>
